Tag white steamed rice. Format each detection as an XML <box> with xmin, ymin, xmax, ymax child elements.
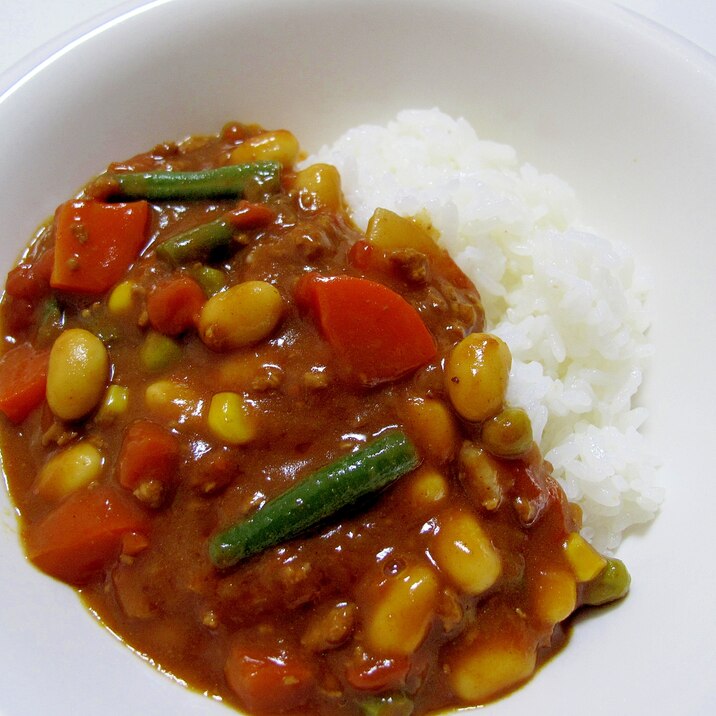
<box><xmin>306</xmin><ymin>108</ymin><xmax>662</xmax><ymax>552</ymax></box>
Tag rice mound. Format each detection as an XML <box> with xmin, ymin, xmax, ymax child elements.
<box><xmin>307</xmin><ymin>108</ymin><xmax>662</xmax><ymax>552</ymax></box>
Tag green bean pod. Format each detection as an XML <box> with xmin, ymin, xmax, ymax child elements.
<box><xmin>209</xmin><ymin>431</ymin><xmax>420</xmax><ymax>569</ymax></box>
<box><xmin>109</xmin><ymin>161</ymin><xmax>281</xmax><ymax>200</ymax></box>
<box><xmin>156</xmin><ymin>218</ymin><xmax>234</xmax><ymax>265</ymax></box>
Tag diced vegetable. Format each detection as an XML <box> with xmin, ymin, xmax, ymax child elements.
<box><xmin>36</xmin><ymin>441</ymin><xmax>104</xmax><ymax>501</ymax></box>
<box><xmin>296</xmin><ymin>274</ymin><xmax>437</xmax><ymax>385</ymax></box>
<box><xmin>563</xmin><ymin>532</ymin><xmax>608</xmax><ymax>582</ymax></box>
<box><xmin>359</xmin><ymin>694</ymin><xmax>415</xmax><ymax>716</ymax></box>
<box><xmin>209</xmin><ymin>431</ymin><xmax>420</xmax><ymax>568</ymax></box>
<box><xmin>4</xmin><ymin>249</ymin><xmax>53</xmax><ymax>301</ymax></box>
<box><xmin>117</xmin><ymin>420</ymin><xmax>181</xmax><ymax>493</ymax></box>
<box><xmin>46</xmin><ymin>328</ymin><xmax>109</xmax><ymax>421</ymax></box>
<box><xmin>107</xmin><ymin>280</ymin><xmax>138</xmax><ymax>315</ymax></box>
<box><xmin>366</xmin><ymin>208</ymin><xmax>440</xmax><ymax>256</ymax></box>
<box><xmin>229</xmin><ymin>131</ymin><xmax>299</xmax><ymax>167</ymax></box>
<box><xmin>532</xmin><ymin>569</ymin><xmax>577</xmax><ymax>625</ymax></box>
<box><xmin>107</xmin><ymin>162</ymin><xmax>281</xmax><ymax>200</ymax></box>
<box><xmin>293</xmin><ymin>163</ymin><xmax>343</xmax><ymax>212</ymax></box>
<box><xmin>481</xmin><ymin>407</ymin><xmax>533</xmax><ymax>458</ymax></box>
<box><xmin>26</xmin><ymin>485</ymin><xmax>149</xmax><ymax>584</ymax></box>
<box><xmin>224</xmin><ymin>643</ymin><xmax>314</xmax><ymax>713</ymax></box>
<box><xmin>199</xmin><ymin>280</ymin><xmax>284</xmax><ymax>351</ymax></box>
<box><xmin>50</xmin><ymin>200</ymin><xmax>149</xmax><ymax>294</ymax></box>
<box><xmin>582</xmin><ymin>557</ymin><xmax>631</xmax><ymax>606</ymax></box>
<box><xmin>156</xmin><ymin>219</ymin><xmax>234</xmax><ymax>266</ymax></box>
<box><xmin>207</xmin><ymin>392</ymin><xmax>257</xmax><ymax>445</ymax></box>
<box><xmin>444</xmin><ymin>332</ymin><xmax>511</xmax><ymax>422</ymax></box>
<box><xmin>430</xmin><ymin>509</ymin><xmax>502</xmax><ymax>595</ymax></box>
<box><xmin>94</xmin><ymin>384</ymin><xmax>129</xmax><ymax>425</ymax></box>
<box><xmin>225</xmin><ymin>199</ymin><xmax>275</xmax><ymax>229</ymax></box>
<box><xmin>0</xmin><ymin>343</ymin><xmax>49</xmax><ymax>423</ymax></box>
<box><xmin>190</xmin><ymin>265</ymin><xmax>227</xmax><ymax>296</ymax></box>
<box><xmin>140</xmin><ymin>331</ymin><xmax>183</xmax><ymax>373</ymax></box>
<box><xmin>146</xmin><ymin>275</ymin><xmax>205</xmax><ymax>336</ymax></box>
<box><xmin>345</xmin><ymin>653</ymin><xmax>411</xmax><ymax>693</ymax></box>
<box><xmin>363</xmin><ymin>563</ymin><xmax>439</xmax><ymax>656</ymax></box>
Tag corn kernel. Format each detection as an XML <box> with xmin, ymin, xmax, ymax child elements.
<box><xmin>449</xmin><ymin>635</ymin><xmax>536</xmax><ymax>703</ymax></box>
<box><xmin>363</xmin><ymin>563</ymin><xmax>439</xmax><ymax>657</ymax></box>
<box><xmin>108</xmin><ymin>280</ymin><xmax>138</xmax><ymax>315</ymax></box>
<box><xmin>402</xmin><ymin>397</ymin><xmax>459</xmax><ymax>464</ymax></box>
<box><xmin>207</xmin><ymin>392</ymin><xmax>256</xmax><ymax>445</ymax></box>
<box><xmin>431</xmin><ymin>509</ymin><xmax>502</xmax><ymax>595</ymax></box>
<box><xmin>563</xmin><ymin>533</ymin><xmax>608</xmax><ymax>582</ymax></box>
<box><xmin>533</xmin><ymin>569</ymin><xmax>577</xmax><ymax>625</ymax></box>
<box><xmin>229</xmin><ymin>129</ymin><xmax>299</xmax><ymax>167</ymax></box>
<box><xmin>36</xmin><ymin>441</ymin><xmax>104</xmax><ymax>501</ymax></box>
<box><xmin>408</xmin><ymin>466</ymin><xmax>449</xmax><ymax>507</ymax></box>
<box><xmin>94</xmin><ymin>384</ymin><xmax>129</xmax><ymax>425</ymax></box>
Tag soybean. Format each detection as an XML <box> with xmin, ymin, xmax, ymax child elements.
<box><xmin>199</xmin><ymin>280</ymin><xmax>284</xmax><ymax>351</ymax></box>
<box><xmin>445</xmin><ymin>333</ymin><xmax>511</xmax><ymax>422</ymax></box>
<box><xmin>46</xmin><ymin>328</ymin><xmax>109</xmax><ymax>421</ymax></box>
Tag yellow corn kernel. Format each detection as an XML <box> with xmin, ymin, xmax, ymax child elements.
<box><xmin>408</xmin><ymin>465</ymin><xmax>449</xmax><ymax>507</ymax></box>
<box><xmin>448</xmin><ymin>635</ymin><xmax>536</xmax><ymax>703</ymax></box>
<box><xmin>145</xmin><ymin>380</ymin><xmax>203</xmax><ymax>424</ymax></box>
<box><xmin>94</xmin><ymin>384</ymin><xmax>129</xmax><ymax>425</ymax></box>
<box><xmin>293</xmin><ymin>163</ymin><xmax>343</xmax><ymax>212</ymax></box>
<box><xmin>366</xmin><ymin>207</ymin><xmax>439</xmax><ymax>256</ymax></box>
<box><xmin>533</xmin><ymin>569</ymin><xmax>577</xmax><ymax>625</ymax></box>
<box><xmin>207</xmin><ymin>392</ymin><xmax>256</xmax><ymax>445</ymax></box>
<box><xmin>36</xmin><ymin>441</ymin><xmax>103</xmax><ymax>501</ymax></box>
<box><xmin>229</xmin><ymin>129</ymin><xmax>299</xmax><ymax>167</ymax></box>
<box><xmin>431</xmin><ymin>509</ymin><xmax>502</xmax><ymax>595</ymax></box>
<box><xmin>107</xmin><ymin>280</ymin><xmax>138</xmax><ymax>315</ymax></box>
<box><xmin>444</xmin><ymin>332</ymin><xmax>512</xmax><ymax>423</ymax></box>
<box><xmin>402</xmin><ymin>397</ymin><xmax>459</xmax><ymax>464</ymax></box>
<box><xmin>363</xmin><ymin>563</ymin><xmax>439</xmax><ymax>657</ymax></box>
<box><xmin>563</xmin><ymin>532</ymin><xmax>608</xmax><ymax>582</ymax></box>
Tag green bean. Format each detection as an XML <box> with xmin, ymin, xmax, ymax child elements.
<box><xmin>140</xmin><ymin>331</ymin><xmax>182</xmax><ymax>373</ymax></box>
<box><xmin>190</xmin><ymin>265</ymin><xmax>227</xmax><ymax>296</ymax></box>
<box><xmin>209</xmin><ymin>431</ymin><xmax>420</xmax><ymax>569</ymax></box>
<box><xmin>107</xmin><ymin>161</ymin><xmax>281</xmax><ymax>200</ymax></box>
<box><xmin>582</xmin><ymin>557</ymin><xmax>631</xmax><ymax>606</ymax></box>
<box><xmin>156</xmin><ymin>219</ymin><xmax>234</xmax><ymax>266</ymax></box>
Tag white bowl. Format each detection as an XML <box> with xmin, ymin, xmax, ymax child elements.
<box><xmin>1</xmin><ymin>1</ymin><xmax>715</xmax><ymax>714</ymax></box>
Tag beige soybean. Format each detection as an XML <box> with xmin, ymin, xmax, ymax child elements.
<box><xmin>46</xmin><ymin>328</ymin><xmax>109</xmax><ymax>421</ymax></box>
<box><xmin>444</xmin><ymin>333</ymin><xmax>511</xmax><ymax>422</ymax></box>
<box><xmin>199</xmin><ymin>281</ymin><xmax>284</xmax><ymax>351</ymax></box>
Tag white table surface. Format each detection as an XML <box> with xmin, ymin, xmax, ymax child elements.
<box><xmin>1</xmin><ymin>0</ymin><xmax>716</xmax><ymax>84</ymax></box>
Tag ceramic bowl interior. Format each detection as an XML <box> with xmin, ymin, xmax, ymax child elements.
<box><xmin>1</xmin><ymin>1</ymin><xmax>716</xmax><ymax>714</ymax></box>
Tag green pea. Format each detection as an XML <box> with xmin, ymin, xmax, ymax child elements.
<box><xmin>481</xmin><ymin>406</ymin><xmax>533</xmax><ymax>458</ymax></box>
<box><xmin>582</xmin><ymin>557</ymin><xmax>631</xmax><ymax>606</ymax></box>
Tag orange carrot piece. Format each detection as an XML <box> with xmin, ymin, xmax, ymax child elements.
<box><xmin>26</xmin><ymin>485</ymin><xmax>149</xmax><ymax>585</ymax></box>
<box><xmin>226</xmin><ymin>199</ymin><xmax>275</xmax><ymax>229</ymax></box>
<box><xmin>50</xmin><ymin>199</ymin><xmax>149</xmax><ymax>294</ymax></box>
<box><xmin>0</xmin><ymin>343</ymin><xmax>50</xmax><ymax>423</ymax></box>
<box><xmin>224</xmin><ymin>644</ymin><xmax>314</xmax><ymax>713</ymax></box>
<box><xmin>146</xmin><ymin>275</ymin><xmax>205</xmax><ymax>335</ymax></box>
<box><xmin>296</xmin><ymin>274</ymin><xmax>437</xmax><ymax>385</ymax></box>
<box><xmin>116</xmin><ymin>420</ymin><xmax>182</xmax><ymax>491</ymax></box>
<box><xmin>345</xmin><ymin>652</ymin><xmax>411</xmax><ymax>692</ymax></box>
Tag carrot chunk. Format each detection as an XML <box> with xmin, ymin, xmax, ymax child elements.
<box><xmin>0</xmin><ymin>343</ymin><xmax>50</xmax><ymax>423</ymax></box>
<box><xmin>146</xmin><ymin>275</ymin><xmax>206</xmax><ymax>335</ymax></box>
<box><xmin>50</xmin><ymin>200</ymin><xmax>149</xmax><ymax>294</ymax></box>
<box><xmin>26</xmin><ymin>485</ymin><xmax>149</xmax><ymax>585</ymax></box>
<box><xmin>225</xmin><ymin>644</ymin><xmax>314</xmax><ymax>713</ymax></box>
<box><xmin>117</xmin><ymin>420</ymin><xmax>182</xmax><ymax>491</ymax></box>
<box><xmin>296</xmin><ymin>274</ymin><xmax>437</xmax><ymax>385</ymax></box>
